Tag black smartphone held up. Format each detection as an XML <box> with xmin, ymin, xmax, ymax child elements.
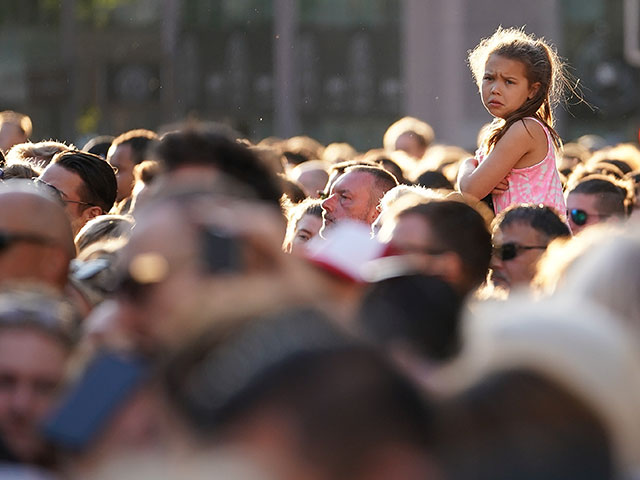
<box><xmin>42</xmin><ymin>351</ymin><xmax>149</xmax><ymax>452</ymax></box>
<box><xmin>199</xmin><ymin>226</ymin><xmax>244</xmax><ymax>274</ymax></box>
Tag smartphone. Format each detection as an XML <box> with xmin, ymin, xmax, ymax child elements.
<box><xmin>42</xmin><ymin>351</ymin><xmax>149</xmax><ymax>452</ymax></box>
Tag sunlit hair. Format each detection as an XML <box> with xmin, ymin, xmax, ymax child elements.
<box><xmin>379</xmin><ymin>184</ymin><xmax>444</xmax><ymax>214</ymax></box>
<box><xmin>6</xmin><ymin>140</ymin><xmax>73</xmax><ymax>169</ymax></box>
<box><xmin>2</xmin><ymin>161</ymin><xmax>40</xmax><ymax>179</ymax></box>
<box><xmin>110</xmin><ymin>128</ymin><xmax>159</xmax><ymax>166</ymax></box>
<box><xmin>322</xmin><ymin>142</ymin><xmax>358</xmax><ymax>165</ymax></box>
<box><xmin>281</xmin><ymin>135</ymin><xmax>325</xmax><ymax>165</ymax></box>
<box><xmin>414</xmin><ymin>144</ymin><xmax>471</xmax><ymax>185</ymax></box>
<box><xmin>468</xmin><ymin>27</ymin><xmax>573</xmax><ymax>152</ymax></box>
<box><xmin>566</xmin><ymin>173</ymin><xmax>635</xmax><ymax>217</ymax></box>
<box><xmin>557</xmin><ymin>224</ymin><xmax>640</xmax><ymax>333</ymax></box>
<box><xmin>492</xmin><ymin>203</ymin><xmax>571</xmax><ymax>239</ymax></box>
<box><xmin>588</xmin><ymin>143</ymin><xmax>640</xmax><ymax>173</ymax></box>
<box><xmin>533</xmin><ymin>223</ymin><xmax>623</xmax><ymax>296</ymax></box>
<box><xmin>372</xmin><ymin>184</ymin><xmax>445</xmax><ymax>236</ymax></box>
<box><xmin>75</xmin><ymin>214</ymin><xmax>134</xmax><ymax>254</ymax></box>
<box><xmin>383</xmin><ymin>116</ymin><xmax>435</xmax><ymax>153</ymax></box>
<box><xmin>133</xmin><ymin>159</ymin><xmax>162</xmax><ymax>186</ymax></box>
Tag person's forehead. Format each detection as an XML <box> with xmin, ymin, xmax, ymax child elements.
<box><xmin>126</xmin><ymin>204</ymin><xmax>198</xmax><ymax>260</ymax></box>
<box><xmin>0</xmin><ymin>190</ymin><xmax>56</xmax><ymax>229</ymax></box>
<box><xmin>567</xmin><ymin>192</ymin><xmax>600</xmax><ymax>211</ymax></box>
<box><xmin>390</xmin><ymin>213</ymin><xmax>433</xmax><ymax>246</ymax></box>
<box><xmin>296</xmin><ymin>213</ymin><xmax>322</xmax><ymax>233</ymax></box>
<box><xmin>0</xmin><ymin>122</ymin><xmax>23</xmax><ymax>134</ymax></box>
<box><xmin>0</xmin><ymin>328</ymin><xmax>68</xmax><ymax>365</ymax></box>
<box><xmin>332</xmin><ymin>170</ymin><xmax>373</xmax><ymax>192</ymax></box>
<box><xmin>485</xmin><ymin>54</ymin><xmax>528</xmax><ymax>76</ymax></box>
<box><xmin>108</xmin><ymin>143</ymin><xmax>134</xmax><ymax>166</ymax></box>
<box><xmin>498</xmin><ymin>222</ymin><xmax>545</xmax><ymax>244</ymax></box>
<box><xmin>298</xmin><ymin>169</ymin><xmax>327</xmax><ymax>186</ymax></box>
<box><xmin>395</xmin><ymin>132</ymin><xmax>421</xmax><ymax>149</ymax></box>
<box><xmin>40</xmin><ymin>164</ymin><xmax>84</xmax><ymax>198</ymax></box>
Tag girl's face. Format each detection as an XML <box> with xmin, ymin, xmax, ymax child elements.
<box><xmin>290</xmin><ymin>213</ymin><xmax>322</xmax><ymax>255</ymax></box>
<box><xmin>481</xmin><ymin>54</ymin><xmax>540</xmax><ymax>119</ymax></box>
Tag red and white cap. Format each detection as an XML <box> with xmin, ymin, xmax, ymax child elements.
<box><xmin>304</xmin><ymin>221</ymin><xmax>386</xmax><ymax>283</ymax></box>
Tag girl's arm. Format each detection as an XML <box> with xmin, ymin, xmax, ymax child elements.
<box><xmin>458</xmin><ymin>121</ymin><xmax>536</xmax><ymax>200</ymax></box>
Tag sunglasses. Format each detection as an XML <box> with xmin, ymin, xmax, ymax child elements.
<box><xmin>567</xmin><ymin>208</ymin><xmax>610</xmax><ymax>226</ymax></box>
<box><xmin>0</xmin><ymin>230</ymin><xmax>55</xmax><ymax>252</ymax></box>
<box><xmin>493</xmin><ymin>242</ymin><xmax>547</xmax><ymax>261</ymax></box>
<box><xmin>33</xmin><ymin>178</ymin><xmax>96</xmax><ymax>208</ymax></box>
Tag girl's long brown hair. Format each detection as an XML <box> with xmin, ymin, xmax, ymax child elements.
<box><xmin>468</xmin><ymin>27</ymin><xmax>576</xmax><ymax>153</ymax></box>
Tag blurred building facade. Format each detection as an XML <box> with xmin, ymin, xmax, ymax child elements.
<box><xmin>0</xmin><ymin>0</ymin><xmax>637</xmax><ymax>150</ymax></box>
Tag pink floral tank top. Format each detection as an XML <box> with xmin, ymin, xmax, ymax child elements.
<box><xmin>477</xmin><ymin>117</ymin><xmax>566</xmax><ymax>219</ymax></box>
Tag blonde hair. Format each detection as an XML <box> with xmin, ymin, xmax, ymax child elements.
<box><xmin>6</xmin><ymin>140</ymin><xmax>73</xmax><ymax>168</ymax></box>
<box><xmin>533</xmin><ymin>223</ymin><xmax>623</xmax><ymax>295</ymax></box>
<box><xmin>551</xmin><ymin>224</ymin><xmax>640</xmax><ymax>331</ymax></box>
<box><xmin>373</xmin><ymin>184</ymin><xmax>446</xmax><ymax>238</ymax></box>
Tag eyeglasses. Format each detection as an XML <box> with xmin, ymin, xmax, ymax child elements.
<box><xmin>567</xmin><ymin>208</ymin><xmax>610</xmax><ymax>226</ymax></box>
<box><xmin>33</xmin><ymin>178</ymin><xmax>96</xmax><ymax>208</ymax></box>
<box><xmin>492</xmin><ymin>242</ymin><xmax>547</xmax><ymax>261</ymax></box>
<box><xmin>0</xmin><ymin>230</ymin><xmax>55</xmax><ymax>252</ymax></box>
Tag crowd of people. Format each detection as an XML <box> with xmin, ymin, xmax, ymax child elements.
<box><xmin>0</xmin><ymin>26</ymin><xmax>639</xmax><ymax>480</ymax></box>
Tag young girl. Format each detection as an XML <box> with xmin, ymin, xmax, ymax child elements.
<box><xmin>282</xmin><ymin>197</ymin><xmax>323</xmax><ymax>255</ymax></box>
<box><xmin>458</xmin><ymin>27</ymin><xmax>569</xmax><ymax>217</ymax></box>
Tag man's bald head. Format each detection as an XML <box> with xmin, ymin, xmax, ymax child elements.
<box><xmin>0</xmin><ymin>180</ymin><xmax>75</xmax><ymax>289</ymax></box>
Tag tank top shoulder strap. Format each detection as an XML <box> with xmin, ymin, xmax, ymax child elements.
<box><xmin>524</xmin><ymin>116</ymin><xmax>552</xmax><ymax>156</ymax></box>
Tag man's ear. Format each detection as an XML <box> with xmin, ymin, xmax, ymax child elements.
<box><xmin>369</xmin><ymin>208</ymin><xmax>381</xmax><ymax>226</ymax></box>
<box><xmin>83</xmin><ymin>205</ymin><xmax>103</xmax><ymax>223</ymax></box>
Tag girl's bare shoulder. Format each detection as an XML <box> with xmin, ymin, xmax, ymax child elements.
<box><xmin>498</xmin><ymin>118</ymin><xmax>546</xmax><ymax>149</ymax></box>
<box><xmin>520</xmin><ymin>117</ymin><xmax>547</xmax><ymax>141</ymax></box>
<box><xmin>503</xmin><ymin>118</ymin><xmax>549</xmax><ymax>168</ymax></box>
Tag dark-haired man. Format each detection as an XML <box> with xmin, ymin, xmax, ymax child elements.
<box><xmin>39</xmin><ymin>150</ymin><xmax>117</xmax><ymax>236</ymax></box>
<box><xmin>321</xmin><ymin>165</ymin><xmax>398</xmax><ymax>235</ymax></box>
<box><xmin>566</xmin><ymin>174</ymin><xmax>631</xmax><ymax>234</ymax></box>
<box><xmin>490</xmin><ymin>204</ymin><xmax>571</xmax><ymax>291</ymax></box>
<box><xmin>153</xmin><ymin>127</ymin><xmax>284</xmax><ymax>208</ymax></box>
<box><xmin>107</xmin><ymin>129</ymin><xmax>158</xmax><ymax>204</ymax></box>
<box><xmin>379</xmin><ymin>198</ymin><xmax>492</xmax><ymax>297</ymax></box>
